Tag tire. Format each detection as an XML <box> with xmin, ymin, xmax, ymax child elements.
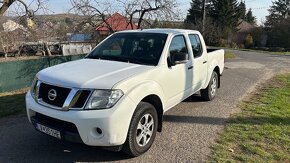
<box><xmin>122</xmin><ymin>102</ymin><xmax>158</xmax><ymax>157</ymax></box>
<box><xmin>201</xmin><ymin>71</ymin><xmax>218</xmax><ymax>101</ymax></box>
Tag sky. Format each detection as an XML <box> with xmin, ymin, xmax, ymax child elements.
<box><xmin>11</xmin><ymin>0</ymin><xmax>274</xmax><ymax>25</ymax></box>
<box><xmin>178</xmin><ymin>0</ymin><xmax>273</xmax><ymax>24</ymax></box>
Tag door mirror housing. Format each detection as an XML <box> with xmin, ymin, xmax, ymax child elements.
<box><xmin>168</xmin><ymin>52</ymin><xmax>188</xmax><ymax>67</ymax></box>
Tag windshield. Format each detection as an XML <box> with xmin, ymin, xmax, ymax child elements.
<box><xmin>86</xmin><ymin>32</ymin><xmax>168</xmax><ymax>66</ymax></box>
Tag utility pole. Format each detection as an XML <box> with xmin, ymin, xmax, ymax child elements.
<box><xmin>202</xmin><ymin>0</ymin><xmax>206</xmax><ymax>34</ymax></box>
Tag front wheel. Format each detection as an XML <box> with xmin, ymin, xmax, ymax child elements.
<box><xmin>201</xmin><ymin>71</ymin><xmax>218</xmax><ymax>101</ymax></box>
<box><xmin>122</xmin><ymin>102</ymin><xmax>158</xmax><ymax>157</ymax></box>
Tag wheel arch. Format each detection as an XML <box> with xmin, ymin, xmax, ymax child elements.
<box><xmin>213</xmin><ymin>66</ymin><xmax>221</xmax><ymax>88</ymax></box>
<box><xmin>124</xmin><ymin>81</ymin><xmax>166</xmax><ymax>133</ymax></box>
<box><xmin>141</xmin><ymin>94</ymin><xmax>163</xmax><ymax>132</ymax></box>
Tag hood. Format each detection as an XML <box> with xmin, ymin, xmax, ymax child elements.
<box><xmin>37</xmin><ymin>59</ymin><xmax>153</xmax><ymax>89</ymax></box>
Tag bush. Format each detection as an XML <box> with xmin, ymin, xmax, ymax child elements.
<box><xmin>230</xmin><ymin>42</ymin><xmax>238</xmax><ymax>49</ymax></box>
<box><xmin>217</xmin><ymin>39</ymin><xmax>227</xmax><ymax>47</ymax></box>
<box><xmin>250</xmin><ymin>27</ymin><xmax>266</xmax><ymax>47</ymax></box>
<box><xmin>244</xmin><ymin>34</ymin><xmax>254</xmax><ymax>48</ymax></box>
<box><xmin>238</xmin><ymin>44</ymin><xmax>245</xmax><ymax>49</ymax></box>
<box><xmin>250</xmin><ymin>47</ymin><xmax>269</xmax><ymax>51</ymax></box>
<box><xmin>266</xmin><ymin>18</ymin><xmax>290</xmax><ymax>49</ymax></box>
<box><xmin>268</xmin><ymin>47</ymin><xmax>285</xmax><ymax>52</ymax></box>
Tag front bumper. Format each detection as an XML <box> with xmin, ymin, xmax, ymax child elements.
<box><xmin>31</xmin><ymin>113</ymin><xmax>83</xmax><ymax>143</ymax></box>
<box><xmin>26</xmin><ymin>91</ymin><xmax>137</xmax><ymax>146</ymax></box>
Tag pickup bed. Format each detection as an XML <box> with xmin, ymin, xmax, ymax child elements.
<box><xmin>26</xmin><ymin>29</ymin><xmax>224</xmax><ymax>156</ymax></box>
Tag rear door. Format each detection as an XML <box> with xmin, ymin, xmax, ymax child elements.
<box><xmin>188</xmin><ymin>34</ymin><xmax>207</xmax><ymax>90</ymax></box>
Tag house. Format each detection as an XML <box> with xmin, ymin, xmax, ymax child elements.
<box><xmin>96</xmin><ymin>13</ymin><xmax>137</xmax><ymax>37</ymax></box>
<box><xmin>232</xmin><ymin>20</ymin><xmax>257</xmax><ymax>45</ymax></box>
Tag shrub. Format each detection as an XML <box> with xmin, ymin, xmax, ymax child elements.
<box><xmin>230</xmin><ymin>42</ymin><xmax>238</xmax><ymax>49</ymax></box>
<box><xmin>268</xmin><ymin>47</ymin><xmax>285</xmax><ymax>52</ymax></box>
<box><xmin>217</xmin><ymin>39</ymin><xmax>227</xmax><ymax>47</ymax></box>
<box><xmin>244</xmin><ymin>34</ymin><xmax>254</xmax><ymax>49</ymax></box>
<box><xmin>238</xmin><ymin>44</ymin><xmax>245</xmax><ymax>49</ymax></box>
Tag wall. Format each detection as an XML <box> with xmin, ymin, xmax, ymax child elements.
<box><xmin>0</xmin><ymin>54</ymin><xmax>86</xmax><ymax>93</ymax></box>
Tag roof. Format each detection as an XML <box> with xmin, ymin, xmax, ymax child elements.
<box><xmin>96</xmin><ymin>13</ymin><xmax>137</xmax><ymax>31</ymax></box>
<box><xmin>117</xmin><ymin>28</ymin><xmax>200</xmax><ymax>35</ymax></box>
<box><xmin>238</xmin><ymin>20</ymin><xmax>257</xmax><ymax>33</ymax></box>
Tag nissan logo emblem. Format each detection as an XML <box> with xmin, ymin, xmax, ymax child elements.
<box><xmin>48</xmin><ymin>89</ymin><xmax>57</xmax><ymax>101</ymax></box>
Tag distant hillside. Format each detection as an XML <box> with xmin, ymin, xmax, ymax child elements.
<box><xmin>0</xmin><ymin>13</ymin><xmax>88</xmax><ymax>28</ymax></box>
<box><xmin>33</xmin><ymin>14</ymin><xmax>86</xmax><ymax>23</ymax></box>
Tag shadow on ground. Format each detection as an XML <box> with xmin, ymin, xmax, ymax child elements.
<box><xmin>1</xmin><ymin>92</ymin><xmax>289</xmax><ymax>162</ymax></box>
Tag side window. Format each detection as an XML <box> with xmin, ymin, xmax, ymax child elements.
<box><xmin>169</xmin><ymin>35</ymin><xmax>188</xmax><ymax>59</ymax></box>
<box><xmin>189</xmin><ymin>35</ymin><xmax>203</xmax><ymax>58</ymax></box>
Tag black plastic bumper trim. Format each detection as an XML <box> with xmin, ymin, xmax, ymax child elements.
<box><xmin>31</xmin><ymin>116</ymin><xmax>83</xmax><ymax>144</ymax></box>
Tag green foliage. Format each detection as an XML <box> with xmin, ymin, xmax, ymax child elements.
<box><xmin>245</xmin><ymin>8</ymin><xmax>256</xmax><ymax>24</ymax></box>
<box><xmin>209</xmin><ymin>74</ymin><xmax>290</xmax><ymax>162</ymax></box>
<box><xmin>265</xmin><ymin>0</ymin><xmax>290</xmax><ymax>27</ymax></box>
<box><xmin>185</xmin><ymin>0</ymin><xmax>256</xmax><ymax>46</ymax></box>
<box><xmin>186</xmin><ymin>0</ymin><xmax>204</xmax><ymax>25</ymax></box>
<box><xmin>265</xmin><ymin>0</ymin><xmax>290</xmax><ymax>49</ymax></box>
<box><xmin>150</xmin><ymin>19</ymin><xmax>160</xmax><ymax>28</ymax></box>
<box><xmin>266</xmin><ymin>19</ymin><xmax>290</xmax><ymax>49</ymax></box>
<box><xmin>238</xmin><ymin>1</ymin><xmax>247</xmax><ymax>20</ymax></box>
<box><xmin>250</xmin><ymin>27</ymin><xmax>266</xmax><ymax>47</ymax></box>
<box><xmin>64</xmin><ymin>17</ymin><xmax>73</xmax><ymax>25</ymax></box>
<box><xmin>224</xmin><ymin>51</ymin><xmax>235</xmax><ymax>59</ymax></box>
<box><xmin>208</xmin><ymin>0</ymin><xmax>242</xmax><ymax>38</ymax></box>
<box><xmin>244</xmin><ymin>34</ymin><xmax>254</xmax><ymax>48</ymax></box>
<box><xmin>217</xmin><ymin>38</ymin><xmax>227</xmax><ymax>47</ymax></box>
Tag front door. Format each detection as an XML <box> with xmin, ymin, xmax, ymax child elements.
<box><xmin>161</xmin><ymin>35</ymin><xmax>193</xmax><ymax>109</ymax></box>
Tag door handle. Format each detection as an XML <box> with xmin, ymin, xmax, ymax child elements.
<box><xmin>188</xmin><ymin>66</ymin><xmax>193</xmax><ymax>70</ymax></box>
<box><xmin>203</xmin><ymin>61</ymin><xmax>207</xmax><ymax>64</ymax></box>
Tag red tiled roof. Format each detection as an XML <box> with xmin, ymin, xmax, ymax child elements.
<box><xmin>96</xmin><ymin>13</ymin><xmax>137</xmax><ymax>31</ymax></box>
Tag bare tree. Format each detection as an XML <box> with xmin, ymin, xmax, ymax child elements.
<box><xmin>0</xmin><ymin>0</ymin><xmax>45</xmax><ymax>17</ymax></box>
<box><xmin>0</xmin><ymin>0</ymin><xmax>51</xmax><ymax>58</ymax></box>
<box><xmin>70</xmin><ymin>0</ymin><xmax>180</xmax><ymax>33</ymax></box>
<box><xmin>119</xmin><ymin>0</ymin><xmax>180</xmax><ymax>29</ymax></box>
<box><xmin>0</xmin><ymin>0</ymin><xmax>15</xmax><ymax>15</ymax></box>
<box><xmin>70</xmin><ymin>0</ymin><xmax>115</xmax><ymax>33</ymax></box>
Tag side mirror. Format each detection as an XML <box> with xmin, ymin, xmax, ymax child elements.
<box><xmin>169</xmin><ymin>52</ymin><xmax>188</xmax><ymax>66</ymax></box>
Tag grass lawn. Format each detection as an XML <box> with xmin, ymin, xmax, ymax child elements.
<box><xmin>270</xmin><ymin>52</ymin><xmax>290</xmax><ymax>55</ymax></box>
<box><xmin>0</xmin><ymin>88</ymin><xmax>29</xmax><ymax>118</ymax></box>
<box><xmin>229</xmin><ymin>48</ymin><xmax>290</xmax><ymax>55</ymax></box>
<box><xmin>225</xmin><ymin>51</ymin><xmax>236</xmax><ymax>59</ymax></box>
<box><xmin>209</xmin><ymin>74</ymin><xmax>290</xmax><ymax>162</ymax></box>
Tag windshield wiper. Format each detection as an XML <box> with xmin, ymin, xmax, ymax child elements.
<box><xmin>87</xmin><ymin>55</ymin><xmax>154</xmax><ymax>66</ymax></box>
<box><xmin>87</xmin><ymin>55</ymin><xmax>127</xmax><ymax>63</ymax></box>
<box><xmin>124</xmin><ymin>57</ymin><xmax>154</xmax><ymax>66</ymax></box>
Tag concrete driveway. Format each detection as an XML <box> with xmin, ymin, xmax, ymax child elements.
<box><xmin>0</xmin><ymin>50</ymin><xmax>289</xmax><ymax>163</ymax></box>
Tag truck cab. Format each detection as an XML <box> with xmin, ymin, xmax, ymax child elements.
<box><xmin>26</xmin><ymin>29</ymin><xmax>224</xmax><ymax>156</ymax></box>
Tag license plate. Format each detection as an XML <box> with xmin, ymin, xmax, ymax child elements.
<box><xmin>36</xmin><ymin>123</ymin><xmax>61</xmax><ymax>139</ymax></box>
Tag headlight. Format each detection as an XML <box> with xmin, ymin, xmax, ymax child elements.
<box><xmin>85</xmin><ymin>89</ymin><xmax>123</xmax><ymax>110</ymax></box>
<box><xmin>30</xmin><ymin>77</ymin><xmax>38</xmax><ymax>99</ymax></box>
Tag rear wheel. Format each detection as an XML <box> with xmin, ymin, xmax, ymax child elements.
<box><xmin>201</xmin><ymin>71</ymin><xmax>218</xmax><ymax>101</ymax></box>
<box><xmin>122</xmin><ymin>102</ymin><xmax>158</xmax><ymax>157</ymax></box>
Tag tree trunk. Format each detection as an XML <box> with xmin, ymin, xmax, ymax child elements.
<box><xmin>0</xmin><ymin>0</ymin><xmax>15</xmax><ymax>16</ymax></box>
<box><xmin>44</xmin><ymin>42</ymin><xmax>52</xmax><ymax>56</ymax></box>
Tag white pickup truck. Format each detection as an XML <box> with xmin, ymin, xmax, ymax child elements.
<box><xmin>26</xmin><ymin>29</ymin><xmax>224</xmax><ymax>156</ymax></box>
